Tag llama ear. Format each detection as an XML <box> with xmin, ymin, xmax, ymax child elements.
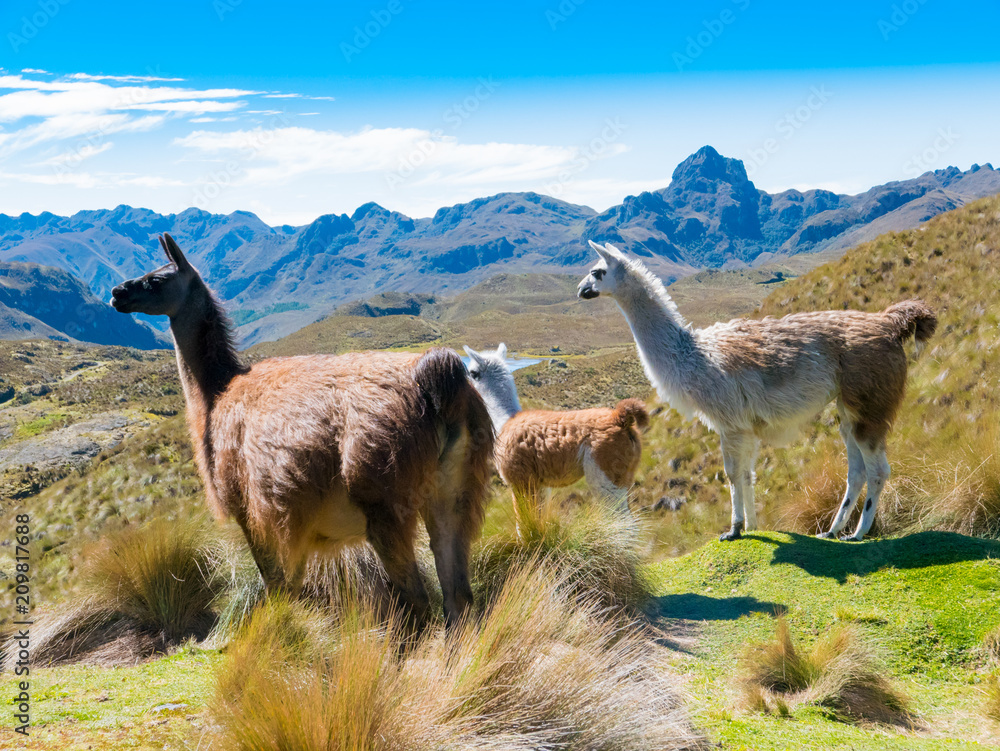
<box><xmin>601</xmin><ymin>242</ymin><xmax>626</xmax><ymax>262</ymax></box>
<box><xmin>497</xmin><ymin>343</ymin><xmax>507</xmax><ymax>360</ymax></box>
<box><xmin>588</xmin><ymin>240</ymin><xmax>613</xmax><ymax>263</ymax></box>
<box><xmin>463</xmin><ymin>346</ymin><xmax>484</xmax><ymax>366</ymax></box>
<box><xmin>160</xmin><ymin>233</ymin><xmax>193</xmax><ymax>273</ymax></box>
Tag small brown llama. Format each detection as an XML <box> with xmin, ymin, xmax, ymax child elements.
<box><xmin>112</xmin><ymin>234</ymin><xmax>493</xmax><ymax>625</ymax></box>
<box><xmin>464</xmin><ymin>344</ymin><xmax>648</xmax><ymax>512</ymax></box>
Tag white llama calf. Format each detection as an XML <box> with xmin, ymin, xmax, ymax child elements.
<box><xmin>577</xmin><ymin>241</ymin><xmax>936</xmax><ymax>542</ymax></box>
<box><xmin>464</xmin><ymin>344</ymin><xmax>648</xmax><ymax>512</ymax></box>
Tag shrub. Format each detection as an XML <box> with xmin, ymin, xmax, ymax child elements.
<box><xmin>741</xmin><ymin>618</ymin><xmax>910</xmax><ymax>725</ymax></box>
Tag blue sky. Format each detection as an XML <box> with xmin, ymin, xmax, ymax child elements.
<box><xmin>1</xmin><ymin>0</ymin><xmax>998</xmax><ymax>224</ymax></box>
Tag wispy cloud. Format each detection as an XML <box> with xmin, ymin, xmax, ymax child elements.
<box><xmin>174</xmin><ymin>125</ymin><xmax>622</xmax><ymax>191</ymax></box>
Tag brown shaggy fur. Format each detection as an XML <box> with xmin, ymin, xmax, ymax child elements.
<box><xmin>710</xmin><ymin>300</ymin><xmax>936</xmax><ymax>447</ymax></box>
<box><xmin>496</xmin><ymin>398</ymin><xmax>648</xmax><ymax>501</ymax></box>
<box><xmin>111</xmin><ymin>235</ymin><xmax>493</xmax><ymax>625</ymax></box>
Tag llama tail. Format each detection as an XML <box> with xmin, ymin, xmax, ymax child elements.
<box><xmin>414</xmin><ymin>347</ymin><xmax>494</xmax><ymax>464</ymax></box>
<box><xmin>414</xmin><ymin>347</ymin><xmax>494</xmax><ymax>539</ymax></box>
<box><xmin>883</xmin><ymin>299</ymin><xmax>937</xmax><ymax>345</ymax></box>
<box><xmin>612</xmin><ymin>398</ymin><xmax>650</xmax><ymax>431</ymax></box>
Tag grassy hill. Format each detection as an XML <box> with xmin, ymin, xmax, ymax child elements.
<box><xmin>7</xmin><ymin>530</ymin><xmax>1000</xmax><ymax>749</ymax></box>
<box><xmin>1</xmin><ymin>196</ymin><xmax>999</xmax><ymax>748</ymax></box>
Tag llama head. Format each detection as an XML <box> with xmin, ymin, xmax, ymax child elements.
<box><xmin>111</xmin><ymin>234</ymin><xmax>198</xmax><ymax>318</ymax></box>
<box><xmin>463</xmin><ymin>343</ymin><xmax>521</xmax><ymax>428</ymax></box>
<box><xmin>578</xmin><ymin>241</ymin><xmax>627</xmax><ymax>300</ymax></box>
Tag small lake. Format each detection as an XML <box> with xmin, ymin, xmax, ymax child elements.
<box><xmin>461</xmin><ymin>356</ymin><xmax>542</xmax><ymax>372</ymax></box>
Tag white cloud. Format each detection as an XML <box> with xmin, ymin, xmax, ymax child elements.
<box><xmin>40</xmin><ymin>141</ymin><xmax>114</xmax><ymax>166</ymax></box>
<box><xmin>173</xmin><ymin>125</ymin><xmax>625</xmax><ymax>193</ymax></box>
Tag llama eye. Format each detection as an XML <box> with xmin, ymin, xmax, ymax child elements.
<box><xmin>593</xmin><ymin>269</ymin><xmax>605</xmax><ymax>280</ymax></box>
<box><xmin>470</xmin><ymin>370</ymin><xmax>480</xmax><ymax>379</ymax></box>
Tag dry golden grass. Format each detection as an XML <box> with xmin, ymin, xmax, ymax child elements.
<box><xmin>212</xmin><ymin>566</ymin><xmax>704</xmax><ymax>751</ymax></box>
<box><xmin>17</xmin><ymin>518</ymin><xmax>223</xmax><ymax>666</ymax></box>
<box><xmin>741</xmin><ymin>618</ymin><xmax>910</xmax><ymax>725</ymax></box>
<box><xmin>984</xmin><ymin>673</ymin><xmax>1000</xmax><ymax>722</ymax></box>
<box><xmin>472</xmin><ymin>493</ymin><xmax>652</xmax><ymax>614</ymax></box>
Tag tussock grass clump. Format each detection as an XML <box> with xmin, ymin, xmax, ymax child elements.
<box><xmin>741</xmin><ymin>618</ymin><xmax>910</xmax><ymax>725</ymax></box>
<box><xmin>472</xmin><ymin>494</ymin><xmax>652</xmax><ymax>613</ymax></box>
<box><xmin>20</xmin><ymin>518</ymin><xmax>222</xmax><ymax>666</ymax></box>
<box><xmin>212</xmin><ymin>566</ymin><xmax>704</xmax><ymax>751</ymax></box>
<box><xmin>983</xmin><ymin>673</ymin><xmax>1000</xmax><ymax>722</ymax></box>
<box><xmin>934</xmin><ymin>424</ymin><xmax>1000</xmax><ymax>538</ymax></box>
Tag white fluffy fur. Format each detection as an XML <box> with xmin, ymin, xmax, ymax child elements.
<box><xmin>577</xmin><ymin>241</ymin><xmax>915</xmax><ymax>542</ymax></box>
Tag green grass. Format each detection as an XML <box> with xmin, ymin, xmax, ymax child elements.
<box><xmin>650</xmin><ymin>531</ymin><xmax>1000</xmax><ymax>748</ymax></box>
<box><xmin>10</xmin><ymin>528</ymin><xmax>1000</xmax><ymax>749</ymax></box>
<box><xmin>229</xmin><ymin>301</ymin><xmax>309</xmax><ymax>327</ymax></box>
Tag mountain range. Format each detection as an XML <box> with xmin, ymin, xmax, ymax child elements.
<box><xmin>1</xmin><ymin>145</ymin><xmax>997</xmax><ymax>347</ymax></box>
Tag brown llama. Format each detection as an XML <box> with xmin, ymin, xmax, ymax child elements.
<box><xmin>464</xmin><ymin>344</ymin><xmax>649</xmax><ymax>513</ymax></box>
<box><xmin>111</xmin><ymin>234</ymin><xmax>493</xmax><ymax>625</ymax></box>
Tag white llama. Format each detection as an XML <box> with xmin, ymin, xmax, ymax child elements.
<box><xmin>577</xmin><ymin>241</ymin><xmax>936</xmax><ymax>542</ymax></box>
<box><xmin>464</xmin><ymin>343</ymin><xmax>648</xmax><ymax>511</ymax></box>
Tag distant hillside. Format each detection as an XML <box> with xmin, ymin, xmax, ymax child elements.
<box><xmin>1</xmin><ymin>149</ymin><xmax>997</xmax><ymax>345</ymax></box>
<box><xmin>0</xmin><ymin>262</ymin><xmax>168</xmax><ymax>349</ymax></box>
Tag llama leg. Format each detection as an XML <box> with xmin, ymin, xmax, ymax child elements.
<box><xmin>583</xmin><ymin>447</ymin><xmax>631</xmax><ymax>513</ymax></box>
<box><xmin>844</xmin><ymin>443</ymin><xmax>890</xmax><ymax>542</ymax></box>
<box><xmin>366</xmin><ymin>514</ymin><xmax>430</xmax><ymax>625</ymax></box>
<box><xmin>742</xmin><ymin>439</ymin><xmax>760</xmax><ymax>531</ymax></box>
<box><xmin>423</xmin><ymin>504</ymin><xmax>472</xmax><ymax>627</ymax></box>
<box><xmin>818</xmin><ymin>419</ymin><xmax>867</xmax><ymax>539</ymax></box>
<box><xmin>719</xmin><ymin>432</ymin><xmax>754</xmax><ymax>541</ymax></box>
<box><xmin>233</xmin><ymin>513</ymin><xmax>291</xmax><ymax>596</ymax></box>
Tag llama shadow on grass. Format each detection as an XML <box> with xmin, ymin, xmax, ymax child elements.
<box><xmin>652</xmin><ymin>592</ymin><xmax>786</xmax><ymax>621</ymax></box>
<box><xmin>650</xmin><ymin>593</ymin><xmax>786</xmax><ymax>654</ymax></box>
<box><xmin>766</xmin><ymin>530</ymin><xmax>1000</xmax><ymax>582</ymax></box>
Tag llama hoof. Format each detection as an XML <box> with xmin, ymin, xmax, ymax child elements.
<box><xmin>839</xmin><ymin>533</ymin><xmax>863</xmax><ymax>542</ymax></box>
<box><xmin>719</xmin><ymin>527</ymin><xmax>743</xmax><ymax>542</ymax></box>
<box><xmin>816</xmin><ymin>531</ymin><xmax>835</xmax><ymax>539</ymax></box>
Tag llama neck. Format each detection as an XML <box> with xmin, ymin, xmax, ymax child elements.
<box><xmin>613</xmin><ymin>263</ymin><xmax>697</xmax><ymax>396</ymax></box>
<box><xmin>480</xmin><ymin>377</ymin><xmax>522</xmax><ymax>433</ymax></box>
<box><xmin>169</xmin><ymin>282</ymin><xmax>247</xmax><ymax>418</ymax></box>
